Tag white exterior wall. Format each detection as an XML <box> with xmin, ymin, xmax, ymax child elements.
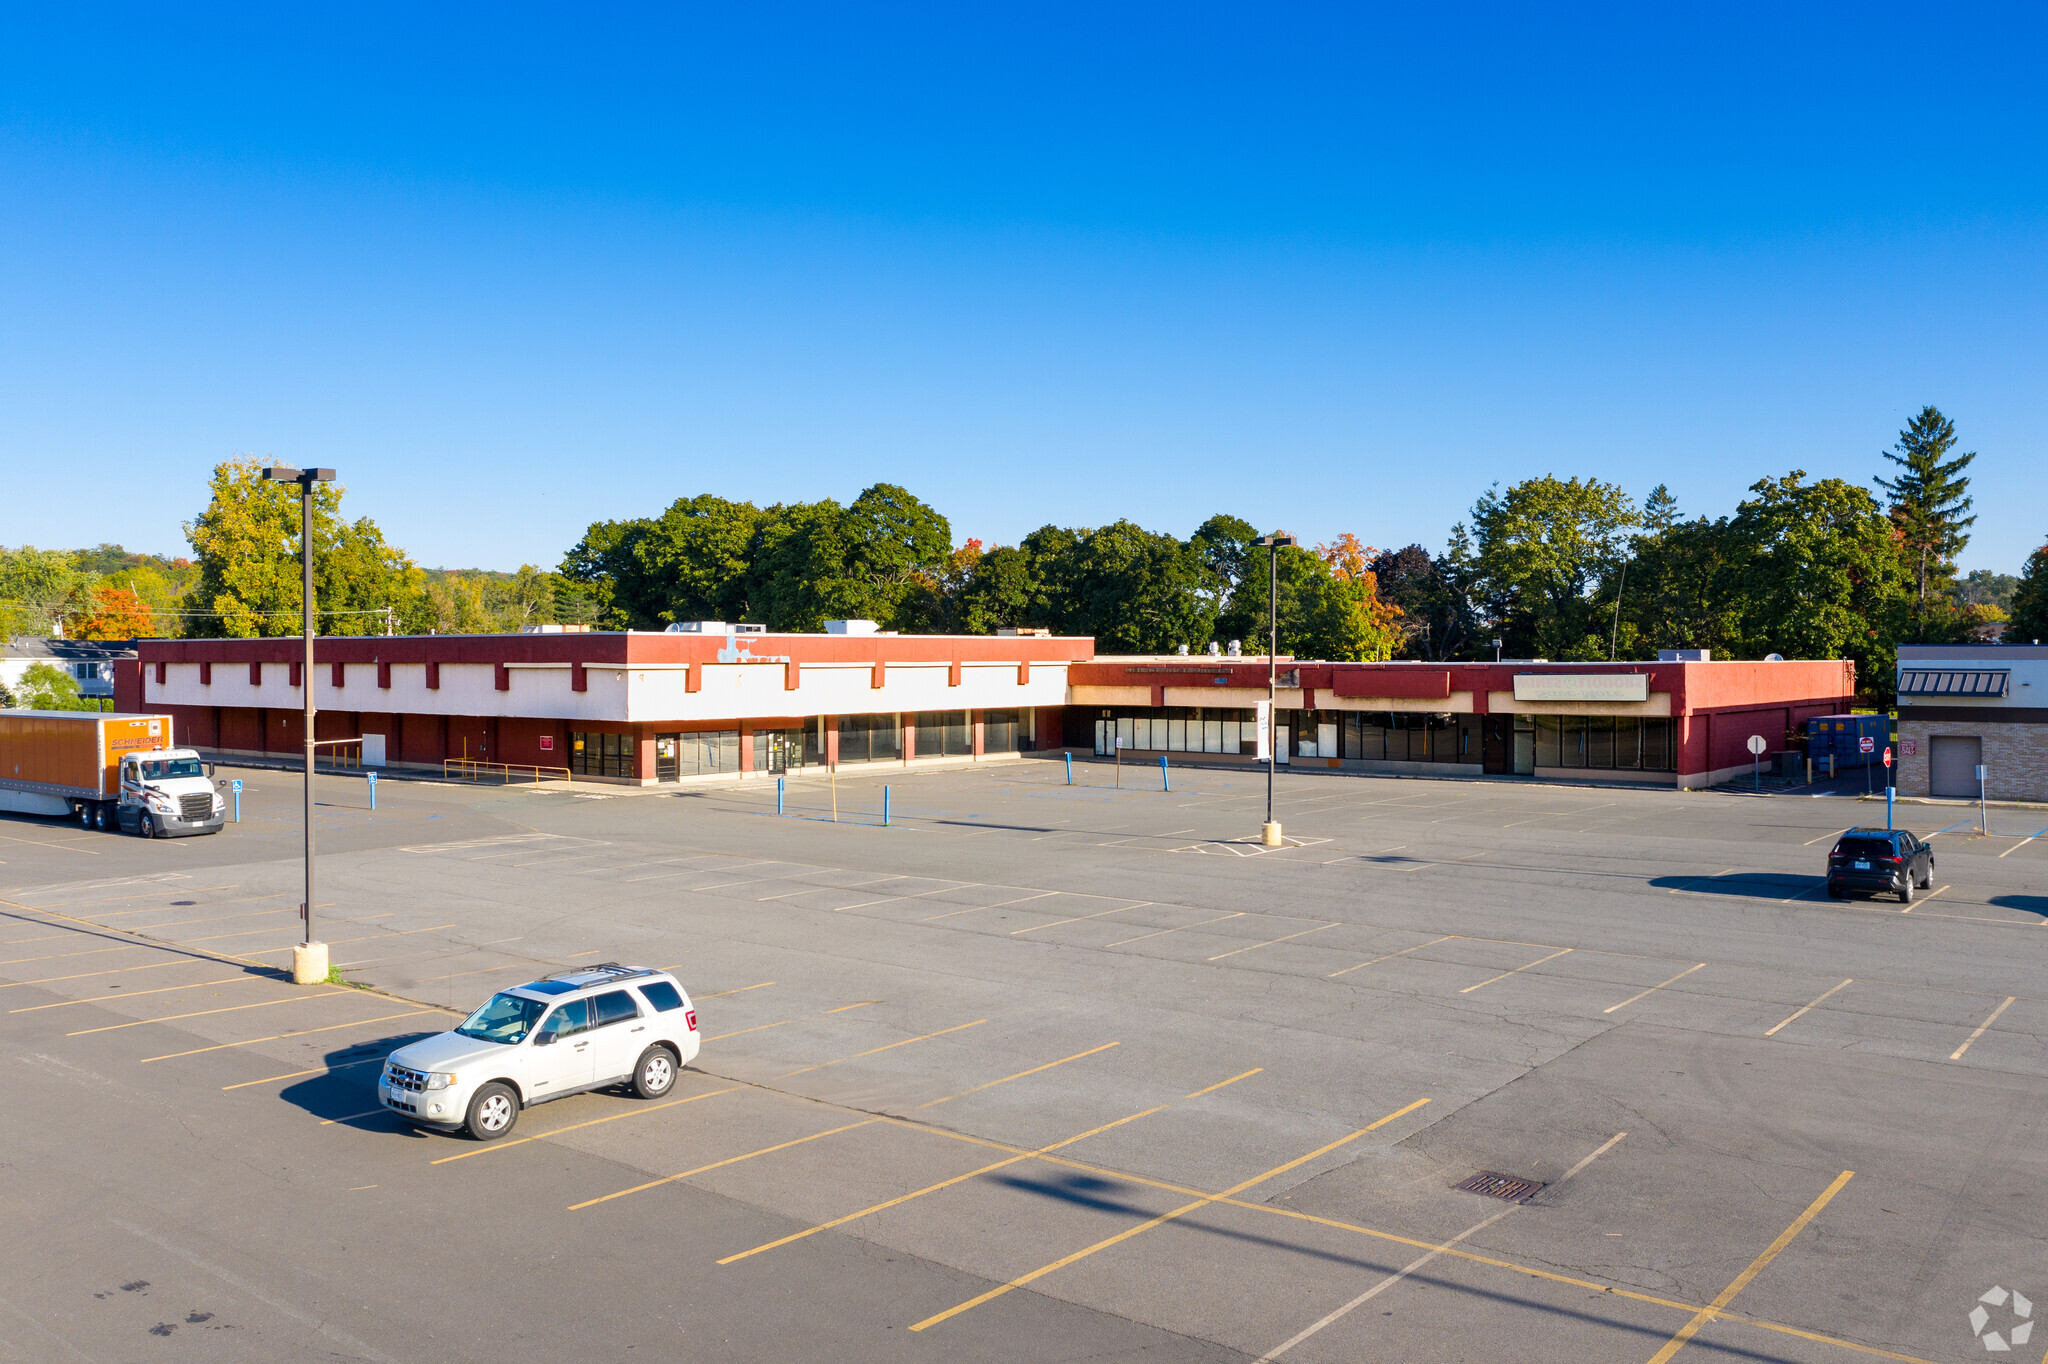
<box><xmin>147</xmin><ymin>659</ymin><xmax>1066</xmax><ymax>722</ymax></box>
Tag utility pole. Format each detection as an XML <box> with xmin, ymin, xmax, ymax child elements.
<box><xmin>264</xmin><ymin>465</ymin><xmax>336</xmax><ymax>985</ymax></box>
<box><xmin>1255</xmin><ymin>534</ymin><xmax>1295</xmax><ymax>846</ymax></box>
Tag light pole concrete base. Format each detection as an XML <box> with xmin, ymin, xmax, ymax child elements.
<box><xmin>292</xmin><ymin>941</ymin><xmax>330</xmax><ymax>984</ymax></box>
<box><xmin>1260</xmin><ymin>821</ymin><xmax>1283</xmax><ymax>847</ymax></box>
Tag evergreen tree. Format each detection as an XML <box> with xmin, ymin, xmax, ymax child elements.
<box><xmin>2010</xmin><ymin>537</ymin><xmax>2048</xmax><ymax>644</ymax></box>
<box><xmin>1874</xmin><ymin>406</ymin><xmax>1976</xmax><ymax>611</ymax></box>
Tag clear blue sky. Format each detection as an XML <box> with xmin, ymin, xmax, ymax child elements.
<box><xmin>3</xmin><ymin>4</ymin><xmax>2043</xmax><ymax>574</ymax></box>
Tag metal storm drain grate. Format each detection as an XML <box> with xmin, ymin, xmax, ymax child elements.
<box><xmin>1455</xmin><ymin>1171</ymin><xmax>1546</xmax><ymax>1202</ymax></box>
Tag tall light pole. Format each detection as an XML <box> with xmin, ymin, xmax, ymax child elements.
<box><xmin>264</xmin><ymin>465</ymin><xmax>335</xmax><ymax>984</ymax></box>
<box><xmin>1255</xmin><ymin>534</ymin><xmax>1295</xmax><ymax>846</ymax></box>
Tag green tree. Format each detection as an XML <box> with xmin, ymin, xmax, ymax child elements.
<box><xmin>1724</xmin><ymin>471</ymin><xmax>1910</xmax><ymax>697</ymax></box>
<box><xmin>1874</xmin><ymin>406</ymin><xmax>1976</xmax><ymax>617</ymax></box>
<box><xmin>1466</xmin><ymin>476</ymin><xmax>1638</xmax><ymax>659</ymax></box>
<box><xmin>630</xmin><ymin>495</ymin><xmax>762</xmax><ymax>625</ymax></box>
<box><xmin>0</xmin><ymin>546</ymin><xmax>91</xmax><ymax>636</ymax></box>
<box><xmin>559</xmin><ymin>517</ymin><xmax>657</xmax><ymax>628</ymax></box>
<box><xmin>1058</xmin><ymin>520</ymin><xmax>1219</xmax><ymax>653</ymax></box>
<box><xmin>2009</xmin><ymin>537</ymin><xmax>2048</xmax><ymax>644</ymax></box>
<box><xmin>955</xmin><ymin>544</ymin><xmax>1036</xmax><ymax>633</ymax></box>
<box><xmin>1617</xmin><ymin>514</ymin><xmax>1742</xmax><ymax>658</ymax></box>
<box><xmin>14</xmin><ymin>660</ymin><xmax>105</xmax><ymax>711</ymax></box>
<box><xmin>1218</xmin><ymin>542</ymin><xmax>1396</xmax><ymax>660</ymax></box>
<box><xmin>184</xmin><ymin>459</ymin><xmax>425</xmax><ymax>638</ymax></box>
<box><xmin>744</xmin><ymin>485</ymin><xmax>953</xmax><ymax>632</ymax></box>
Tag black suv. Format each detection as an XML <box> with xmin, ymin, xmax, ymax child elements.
<box><xmin>1826</xmin><ymin>828</ymin><xmax>1934</xmax><ymax>904</ymax></box>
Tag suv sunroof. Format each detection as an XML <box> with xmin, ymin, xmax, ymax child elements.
<box><xmin>520</xmin><ymin>980</ymin><xmax>580</xmax><ymax>995</ymax></box>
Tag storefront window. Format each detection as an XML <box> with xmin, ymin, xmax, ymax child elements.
<box><xmin>914</xmin><ymin>711</ymin><xmax>970</xmax><ymax>757</ymax></box>
<box><xmin>837</xmin><ymin>713</ymin><xmax>902</xmax><ymax>764</ymax></box>
<box><xmin>982</xmin><ymin>709</ymin><xmax>1022</xmax><ymax>753</ymax></box>
<box><xmin>569</xmin><ymin>731</ymin><xmax>637</xmax><ymax>779</ymax></box>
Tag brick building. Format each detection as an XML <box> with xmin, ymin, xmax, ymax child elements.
<box><xmin>1894</xmin><ymin>643</ymin><xmax>2048</xmax><ymax>802</ymax></box>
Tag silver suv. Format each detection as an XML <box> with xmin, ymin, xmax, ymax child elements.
<box><xmin>381</xmin><ymin>964</ymin><xmax>701</xmax><ymax>1141</ymax></box>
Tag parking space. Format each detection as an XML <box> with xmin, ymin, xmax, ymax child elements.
<box><xmin>3</xmin><ymin>762</ymin><xmax>2044</xmax><ymax>1360</ymax></box>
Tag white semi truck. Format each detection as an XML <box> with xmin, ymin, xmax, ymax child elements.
<box><xmin>0</xmin><ymin>710</ymin><xmax>226</xmax><ymax>838</ymax></box>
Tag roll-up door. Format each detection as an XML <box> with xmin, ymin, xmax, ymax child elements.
<box><xmin>1928</xmin><ymin>735</ymin><xmax>1981</xmax><ymax>798</ymax></box>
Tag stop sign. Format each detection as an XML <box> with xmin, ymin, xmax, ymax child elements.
<box><xmin>1883</xmin><ymin>746</ymin><xmax>1893</xmax><ymax>767</ymax></box>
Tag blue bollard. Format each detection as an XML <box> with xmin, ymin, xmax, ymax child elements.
<box><xmin>1064</xmin><ymin>752</ymin><xmax>1073</xmax><ymax>785</ymax></box>
<box><xmin>883</xmin><ymin>785</ymin><xmax>891</xmax><ymax>827</ymax></box>
<box><xmin>231</xmin><ymin>778</ymin><xmax>242</xmax><ymax>823</ymax></box>
<box><xmin>1886</xmin><ymin>783</ymin><xmax>1894</xmax><ymax>830</ymax></box>
<box><xmin>367</xmin><ymin>771</ymin><xmax>377</xmax><ymax>810</ymax></box>
<box><xmin>1160</xmin><ymin>754</ymin><xmax>1170</xmax><ymax>791</ymax></box>
<box><xmin>777</xmin><ymin>775</ymin><xmax>785</xmax><ymax>815</ymax></box>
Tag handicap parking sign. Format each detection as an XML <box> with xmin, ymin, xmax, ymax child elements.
<box><xmin>232</xmin><ymin>779</ymin><xmax>242</xmax><ymax>793</ymax></box>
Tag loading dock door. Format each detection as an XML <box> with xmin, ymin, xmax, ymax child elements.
<box><xmin>1928</xmin><ymin>735</ymin><xmax>1981</xmax><ymax>798</ymax></box>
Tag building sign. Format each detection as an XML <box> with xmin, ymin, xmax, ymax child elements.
<box><xmin>1511</xmin><ymin>673</ymin><xmax>1649</xmax><ymax>703</ymax></box>
<box><xmin>1255</xmin><ymin>700</ymin><xmax>1273</xmax><ymax>761</ymax></box>
<box><xmin>538</xmin><ymin>735</ymin><xmax>554</xmax><ymax>751</ymax></box>
<box><xmin>1903</xmin><ymin>739</ymin><xmax>1917</xmax><ymax>757</ymax></box>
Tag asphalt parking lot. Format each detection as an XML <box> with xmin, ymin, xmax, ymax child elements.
<box><xmin>3</xmin><ymin>758</ymin><xmax>2045</xmax><ymax>1362</ymax></box>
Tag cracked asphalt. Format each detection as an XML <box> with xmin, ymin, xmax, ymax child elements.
<box><xmin>2</xmin><ymin>756</ymin><xmax>2043</xmax><ymax>1362</ymax></box>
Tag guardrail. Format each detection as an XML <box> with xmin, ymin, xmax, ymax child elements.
<box><xmin>442</xmin><ymin>758</ymin><xmax>574</xmax><ymax>786</ymax></box>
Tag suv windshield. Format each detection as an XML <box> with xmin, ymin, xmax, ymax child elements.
<box><xmin>455</xmin><ymin>992</ymin><xmax>548</xmax><ymax>1044</ymax></box>
<box><xmin>136</xmin><ymin>758</ymin><xmax>205</xmax><ymax>781</ymax></box>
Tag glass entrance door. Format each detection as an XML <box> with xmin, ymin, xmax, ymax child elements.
<box><xmin>655</xmin><ymin>734</ymin><xmax>679</xmax><ymax>782</ymax></box>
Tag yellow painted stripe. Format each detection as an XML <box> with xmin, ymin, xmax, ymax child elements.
<box><xmin>429</xmin><ymin>1085</ymin><xmax>744</xmax><ymax>1164</ymax></box>
<box><xmin>1207</xmin><ymin>922</ymin><xmax>1339</xmax><ymax>962</ymax></box>
<box><xmin>719</xmin><ymin>1106</ymin><xmax>1166</xmax><ymax>1265</ymax></box>
<box><xmin>1327</xmin><ymin>934</ymin><xmax>1454</xmax><ymax>978</ymax></box>
<box><xmin>909</xmin><ymin>1097</ymin><xmax>1429</xmax><ymax>1332</ymax></box>
<box><xmin>141</xmin><ymin>1008</ymin><xmax>442</xmax><ymax>1063</ymax></box>
<box><xmin>1604</xmin><ymin>963</ymin><xmax>1706</xmax><ymax>1014</ymax></box>
<box><xmin>1765</xmin><ymin>979</ymin><xmax>1852</xmax><ymax>1036</ymax></box>
<box><xmin>1459</xmin><ymin>947</ymin><xmax>1573</xmax><ymax>994</ymax></box>
<box><xmin>779</xmin><ymin>1018</ymin><xmax>985</xmax><ymax>1078</ymax></box>
<box><xmin>1185</xmin><ymin>1067</ymin><xmax>1261</xmax><ymax>1099</ymax></box>
<box><xmin>68</xmin><ymin>990</ymin><xmax>347</xmax><ymax>1036</ymax></box>
<box><xmin>12</xmin><ymin>974</ymin><xmax>253</xmax><ymax>1011</ymax></box>
<box><xmin>1644</xmin><ymin>1171</ymin><xmax>1854</xmax><ymax>1364</ymax></box>
<box><xmin>222</xmin><ymin>1054</ymin><xmax>386</xmax><ymax>1090</ymax></box>
<box><xmin>1950</xmin><ymin>996</ymin><xmax>2015</xmax><ymax>1060</ymax></box>
<box><xmin>571</xmin><ymin>1118</ymin><xmax>882</xmax><ymax>1209</ymax></box>
<box><xmin>916</xmin><ymin>1042</ymin><xmax>1121</xmax><ymax>1109</ymax></box>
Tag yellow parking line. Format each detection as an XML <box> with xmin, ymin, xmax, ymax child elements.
<box><xmin>1604</xmin><ymin>963</ymin><xmax>1706</xmax><ymax>1014</ymax></box>
<box><xmin>89</xmin><ymin>889</ymin><xmax>269</xmax><ymax>918</ymax></box>
<box><xmin>705</xmin><ymin>1019</ymin><xmax>792</xmax><ymax>1042</ymax></box>
<box><xmin>909</xmin><ymin>1096</ymin><xmax>1429</xmax><ymax>1332</ymax></box>
<box><xmin>1765</xmin><ymin>979</ymin><xmax>1852</xmax><ymax>1036</ymax></box>
<box><xmin>429</xmin><ymin>1085</ymin><xmax>746</xmax><ymax>1164</ymax></box>
<box><xmin>0</xmin><ymin>943</ymin><xmax>137</xmax><ymax>967</ymax></box>
<box><xmin>691</xmin><ymin>981</ymin><xmax>775</xmax><ymax>999</ymax></box>
<box><xmin>1328</xmin><ymin>934</ymin><xmax>1454</xmax><ymax>979</ymax></box>
<box><xmin>718</xmin><ymin>1105</ymin><xmax>1166</xmax><ymax>1264</ymax></box>
<box><xmin>1950</xmin><ymin>996</ymin><xmax>2015</xmax><ymax>1060</ymax></box>
<box><xmin>1459</xmin><ymin>947</ymin><xmax>1573</xmax><ymax>994</ymax></box>
<box><xmin>68</xmin><ymin>990</ymin><xmax>348</xmax><ymax>1035</ymax></box>
<box><xmin>1185</xmin><ymin>1067</ymin><xmax>1261</xmax><ymax>1099</ymax></box>
<box><xmin>141</xmin><ymin>1008</ymin><xmax>444</xmax><ymax>1063</ymax></box>
<box><xmin>1898</xmin><ymin>884</ymin><xmax>1948</xmax><ymax>913</ymax></box>
<box><xmin>11</xmin><ymin>974</ymin><xmax>257</xmax><ymax>1011</ymax></box>
<box><xmin>1009</xmin><ymin>902</ymin><xmax>1149</xmax><ymax>936</ymax></box>
<box><xmin>222</xmin><ymin>1055</ymin><xmax>387</xmax><ymax>1090</ymax></box>
<box><xmin>1644</xmin><ymin>1170</ymin><xmax>1854</xmax><ymax>1363</ymax></box>
<box><xmin>24</xmin><ymin>884</ymin><xmax>236</xmax><ymax>912</ymax></box>
<box><xmin>921</xmin><ymin>891</ymin><xmax>1058</xmax><ymax>922</ymax></box>
<box><xmin>0</xmin><ymin>831</ymin><xmax>99</xmax><ymax>853</ymax></box>
<box><xmin>1105</xmin><ymin>911</ymin><xmax>1244</xmax><ymax>949</ymax></box>
<box><xmin>779</xmin><ymin>1019</ymin><xmax>986</xmax><ymax>1078</ymax></box>
<box><xmin>571</xmin><ymin>1117</ymin><xmax>883</xmax><ymax>1210</ymax></box>
<box><xmin>915</xmin><ymin>1042</ymin><xmax>1121</xmax><ymax>1109</ymax></box>
<box><xmin>824</xmin><ymin>1001</ymin><xmax>878</xmax><ymax>1014</ymax></box>
<box><xmin>318</xmin><ymin>1108</ymin><xmax>390</xmax><ymax>1127</ymax></box>
<box><xmin>0</xmin><ymin>958</ymin><xmax>236</xmax><ymax>990</ymax></box>
<box><xmin>1667</xmin><ymin>868</ymin><xmax>1738</xmax><ymax>895</ymax></box>
<box><xmin>1207</xmin><ymin>922</ymin><xmax>1339</xmax><ymax>962</ymax></box>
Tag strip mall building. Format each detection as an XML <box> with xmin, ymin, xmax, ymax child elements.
<box><xmin>118</xmin><ymin>628</ymin><xmax>1854</xmax><ymax>791</ymax></box>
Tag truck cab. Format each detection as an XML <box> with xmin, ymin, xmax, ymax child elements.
<box><xmin>111</xmin><ymin>749</ymin><xmax>226</xmax><ymax>838</ymax></box>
